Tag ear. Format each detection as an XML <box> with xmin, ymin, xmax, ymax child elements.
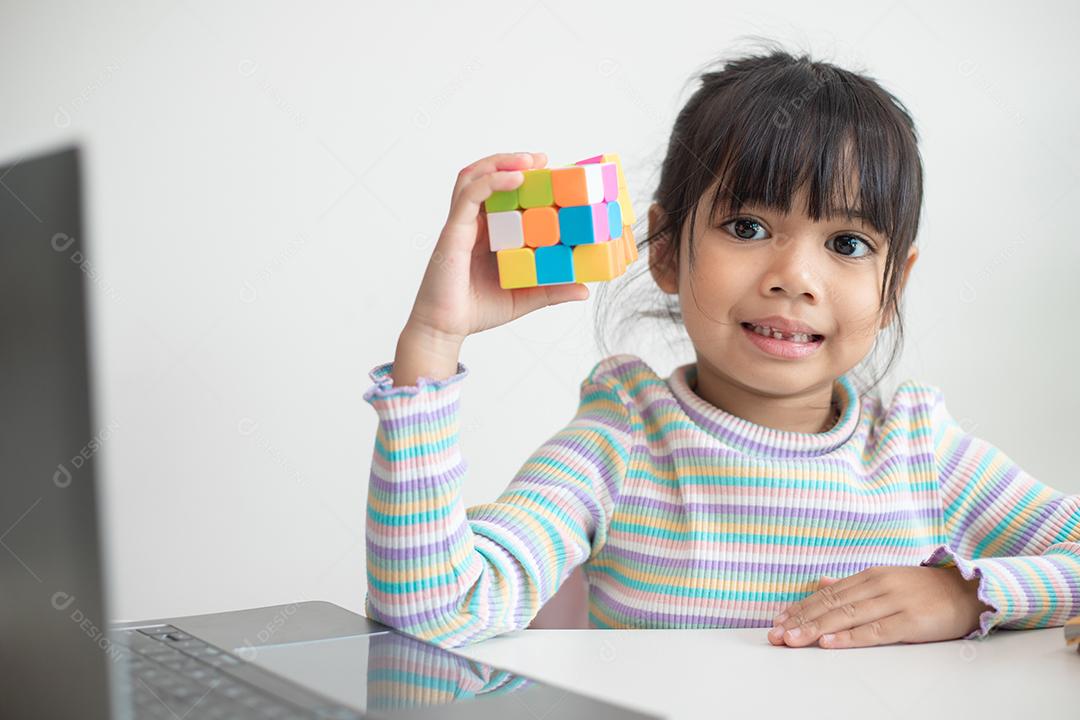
<box><xmin>881</xmin><ymin>244</ymin><xmax>919</xmax><ymax>329</ymax></box>
<box><xmin>647</xmin><ymin>202</ymin><xmax>679</xmax><ymax>295</ymax></box>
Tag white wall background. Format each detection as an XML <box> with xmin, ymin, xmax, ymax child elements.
<box><xmin>2</xmin><ymin>0</ymin><xmax>1077</xmax><ymax>622</ymax></box>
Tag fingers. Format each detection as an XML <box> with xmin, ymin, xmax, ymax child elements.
<box><xmin>444</xmin><ymin>170</ymin><xmax>526</xmax><ymax>238</ymax></box>
<box><xmin>768</xmin><ymin>570</ymin><xmax>879</xmax><ymax>647</ymax></box>
<box><xmin>451</xmin><ymin>151</ymin><xmax>547</xmax><ymax>207</ymax></box>
<box><xmin>770</xmin><ymin>593</ymin><xmax>899</xmax><ymax>648</ymax></box>
<box><xmin>772</xmin><ymin>570</ymin><xmax>871</xmax><ymax>626</ymax></box>
<box><xmin>441</xmin><ymin>151</ymin><xmax>549</xmax><ymax>254</ymax></box>
<box><xmin>817</xmin><ymin>612</ymin><xmax>907</xmax><ymax>649</ymax></box>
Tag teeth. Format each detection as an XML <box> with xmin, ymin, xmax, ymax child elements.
<box><xmin>749</xmin><ymin>323</ymin><xmax>817</xmax><ymax>344</ymax></box>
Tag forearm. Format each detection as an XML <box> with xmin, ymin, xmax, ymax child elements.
<box><xmin>365</xmin><ymin>453</ymin><xmax>494</xmax><ymax>647</ymax></box>
<box><xmin>364</xmin><ymin>361</ymin><xmax>493</xmax><ymax>647</ymax></box>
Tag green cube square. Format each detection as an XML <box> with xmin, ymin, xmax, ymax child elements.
<box><xmin>518</xmin><ymin>169</ymin><xmax>553</xmax><ymax>208</ymax></box>
<box><xmin>485</xmin><ymin>189</ymin><xmax>519</xmax><ymax>212</ymax></box>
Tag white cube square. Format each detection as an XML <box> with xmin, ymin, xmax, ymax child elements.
<box><xmin>582</xmin><ymin>164</ymin><xmax>605</xmax><ymax>205</ymax></box>
<box><xmin>487</xmin><ymin>210</ymin><xmax>524</xmax><ymax>251</ymax></box>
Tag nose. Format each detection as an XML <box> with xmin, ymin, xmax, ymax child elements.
<box><xmin>760</xmin><ymin>237</ymin><xmax>823</xmax><ymax>302</ymax></box>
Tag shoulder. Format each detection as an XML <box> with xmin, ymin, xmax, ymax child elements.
<box><xmin>877</xmin><ymin>377</ymin><xmax>960</xmax><ymax>444</ymax></box>
<box><xmin>850</xmin><ymin>376</ymin><xmax>945</xmax><ymax>415</ymax></box>
<box><xmin>891</xmin><ymin>377</ymin><xmax>948</xmax><ymax>411</ymax></box>
<box><xmin>577</xmin><ymin>354</ymin><xmax>667</xmax><ymax>417</ymax></box>
<box><xmin>583</xmin><ymin>354</ymin><xmax>663</xmax><ymax>397</ymax></box>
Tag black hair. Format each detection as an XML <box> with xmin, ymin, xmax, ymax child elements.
<box><xmin>597</xmin><ymin>39</ymin><xmax>924</xmax><ymax>399</ymax></box>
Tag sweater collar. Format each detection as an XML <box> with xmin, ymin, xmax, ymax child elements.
<box><xmin>667</xmin><ymin>364</ymin><xmax>860</xmax><ymax>458</ymax></box>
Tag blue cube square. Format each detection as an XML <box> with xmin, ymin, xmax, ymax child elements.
<box><xmin>558</xmin><ymin>205</ymin><xmax>596</xmax><ymax>246</ymax></box>
<box><xmin>535</xmin><ymin>245</ymin><xmax>574</xmax><ymax>285</ymax></box>
<box><xmin>608</xmin><ymin>200</ymin><xmax>622</xmax><ymax>239</ymax></box>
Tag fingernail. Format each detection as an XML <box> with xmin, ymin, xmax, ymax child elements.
<box><xmin>786</xmin><ymin>627</ymin><xmax>801</xmax><ymax>639</ymax></box>
<box><xmin>769</xmin><ymin>626</ymin><xmax>783</xmax><ymax>639</ymax></box>
<box><xmin>822</xmin><ymin>633</ymin><xmax>835</xmax><ymax>644</ymax></box>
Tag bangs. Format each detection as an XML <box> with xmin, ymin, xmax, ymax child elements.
<box><xmin>694</xmin><ymin>64</ymin><xmax>921</xmax><ymax>245</ymax></box>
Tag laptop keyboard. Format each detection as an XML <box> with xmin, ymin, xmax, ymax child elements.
<box><xmin>114</xmin><ymin>624</ymin><xmax>363</xmax><ymax>719</ymax></box>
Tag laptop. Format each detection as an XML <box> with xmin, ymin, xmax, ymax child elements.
<box><xmin>0</xmin><ymin>146</ymin><xmax>662</xmax><ymax>720</ymax></box>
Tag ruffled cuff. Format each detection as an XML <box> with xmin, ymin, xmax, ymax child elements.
<box><xmin>363</xmin><ymin>361</ymin><xmax>469</xmax><ymax>405</ymax></box>
<box><xmin>920</xmin><ymin>543</ymin><xmax>1006</xmax><ymax>640</ymax></box>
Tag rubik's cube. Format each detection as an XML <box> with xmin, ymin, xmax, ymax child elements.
<box><xmin>484</xmin><ymin>153</ymin><xmax>638</xmax><ymax>289</ymax></box>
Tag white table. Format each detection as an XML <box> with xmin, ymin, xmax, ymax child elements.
<box><xmin>450</xmin><ymin>627</ymin><xmax>1076</xmax><ymax>719</ymax></box>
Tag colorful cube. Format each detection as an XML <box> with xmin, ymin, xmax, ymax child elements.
<box><xmin>485</xmin><ymin>152</ymin><xmax>638</xmax><ymax>289</ymax></box>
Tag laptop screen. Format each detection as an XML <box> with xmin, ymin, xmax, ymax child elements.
<box><xmin>0</xmin><ymin>146</ymin><xmax>114</xmax><ymax>719</ymax></box>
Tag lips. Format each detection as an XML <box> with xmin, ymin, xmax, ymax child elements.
<box><xmin>739</xmin><ymin>322</ymin><xmax>825</xmax><ymax>359</ymax></box>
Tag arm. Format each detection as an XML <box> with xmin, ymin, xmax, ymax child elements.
<box><xmin>920</xmin><ymin>387</ymin><xmax>1080</xmax><ymax>639</ymax></box>
<box><xmin>363</xmin><ymin>151</ymin><xmax>598</xmax><ymax>648</ymax></box>
<box><xmin>362</xmin><ymin>360</ymin><xmax>633</xmax><ymax>649</ymax></box>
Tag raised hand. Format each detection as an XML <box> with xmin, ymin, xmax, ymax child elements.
<box><xmin>393</xmin><ymin>152</ymin><xmax>589</xmax><ymax>387</ymax></box>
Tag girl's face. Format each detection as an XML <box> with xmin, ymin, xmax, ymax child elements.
<box><xmin>649</xmin><ymin>182</ymin><xmax>919</xmax><ymax>427</ymax></box>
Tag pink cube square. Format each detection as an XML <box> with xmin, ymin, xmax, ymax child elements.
<box><xmin>591</xmin><ymin>202</ymin><xmax>610</xmax><ymax>243</ymax></box>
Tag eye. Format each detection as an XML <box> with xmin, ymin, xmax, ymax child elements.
<box><xmin>722</xmin><ymin>217</ymin><xmax>768</xmax><ymax>241</ymax></box>
<box><xmin>720</xmin><ymin>216</ymin><xmax>877</xmax><ymax>259</ymax></box>
<box><xmin>827</xmin><ymin>234</ymin><xmax>874</xmax><ymax>258</ymax></box>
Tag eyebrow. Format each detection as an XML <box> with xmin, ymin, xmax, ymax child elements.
<box><xmin>824</xmin><ymin>206</ymin><xmax>870</xmax><ymax>222</ymax></box>
<box><xmin>823</xmin><ymin>207</ymin><xmax>886</xmax><ymax>234</ymax></box>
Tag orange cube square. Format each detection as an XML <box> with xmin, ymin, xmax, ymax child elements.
<box><xmin>551</xmin><ymin>167</ymin><xmax>589</xmax><ymax>207</ymax></box>
<box><xmin>522</xmin><ymin>207</ymin><xmax>559</xmax><ymax>248</ymax></box>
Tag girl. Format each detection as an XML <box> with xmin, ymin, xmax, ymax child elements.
<box><xmin>363</xmin><ymin>46</ymin><xmax>1080</xmax><ymax>650</ymax></box>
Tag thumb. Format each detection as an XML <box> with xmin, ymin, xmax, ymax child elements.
<box><xmin>509</xmin><ymin>283</ymin><xmax>589</xmax><ymax>317</ymax></box>
<box><xmin>545</xmin><ymin>283</ymin><xmax>590</xmax><ymax>306</ymax></box>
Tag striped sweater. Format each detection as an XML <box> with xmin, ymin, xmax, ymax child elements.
<box><xmin>363</xmin><ymin>353</ymin><xmax>1080</xmax><ymax>649</ymax></box>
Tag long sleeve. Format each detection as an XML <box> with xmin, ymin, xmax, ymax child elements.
<box><xmin>919</xmin><ymin>386</ymin><xmax>1080</xmax><ymax>640</ymax></box>
<box><xmin>362</xmin><ymin>359</ymin><xmax>633</xmax><ymax>649</ymax></box>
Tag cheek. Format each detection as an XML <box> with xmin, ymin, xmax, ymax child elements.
<box><xmin>677</xmin><ymin>241</ymin><xmax>750</xmax><ymax>313</ymax></box>
<box><xmin>830</xmin><ymin>283</ymin><xmax>884</xmax><ymax>342</ymax></box>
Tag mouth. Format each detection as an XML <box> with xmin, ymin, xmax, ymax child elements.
<box><xmin>739</xmin><ymin>322</ymin><xmax>825</xmax><ymax>344</ymax></box>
